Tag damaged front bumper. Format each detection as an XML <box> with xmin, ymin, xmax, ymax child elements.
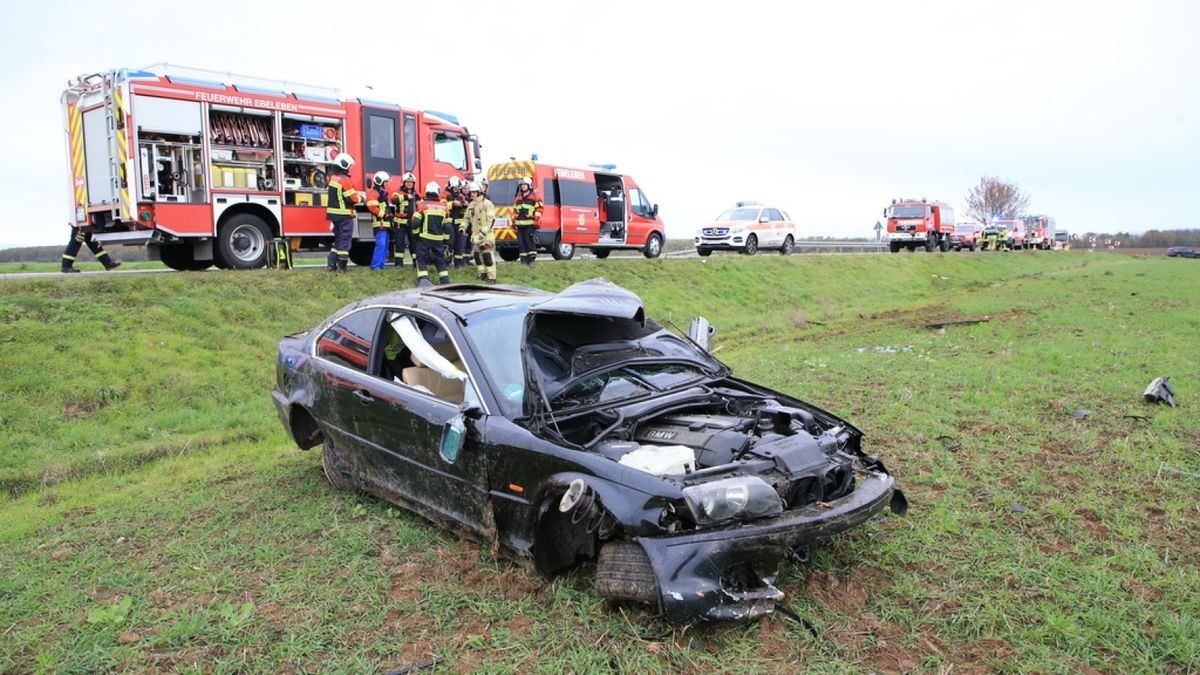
<box><xmin>637</xmin><ymin>471</ymin><xmax>900</xmax><ymax>623</ymax></box>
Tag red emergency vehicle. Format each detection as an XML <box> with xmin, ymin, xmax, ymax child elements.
<box><xmin>884</xmin><ymin>198</ymin><xmax>956</xmax><ymax>252</ymax></box>
<box><xmin>1024</xmin><ymin>215</ymin><xmax>1056</xmax><ymax>250</ymax></box>
<box><xmin>994</xmin><ymin>218</ymin><xmax>1027</xmax><ymax>249</ymax></box>
<box><xmin>486</xmin><ymin>161</ymin><xmax>665</xmax><ymax>260</ymax></box>
<box><xmin>61</xmin><ymin>65</ymin><xmax>480</xmax><ymax>270</ymax></box>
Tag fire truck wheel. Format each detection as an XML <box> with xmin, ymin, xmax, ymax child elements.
<box><xmin>889</xmin><ymin>241</ymin><xmax>901</xmax><ymax>253</ymax></box>
<box><xmin>924</xmin><ymin>236</ymin><xmax>936</xmax><ymax>253</ymax></box>
<box><xmin>642</xmin><ymin>232</ymin><xmax>663</xmax><ymax>259</ymax></box>
<box><xmin>939</xmin><ymin>235</ymin><xmax>950</xmax><ymax>252</ymax></box>
<box><xmin>349</xmin><ymin>242</ymin><xmax>374</xmax><ymax>267</ymax></box>
<box><xmin>742</xmin><ymin>234</ymin><xmax>758</xmax><ymax>256</ymax></box>
<box><xmin>217</xmin><ymin>214</ymin><xmax>271</xmax><ymax>269</ymax></box>
<box><xmin>780</xmin><ymin>235</ymin><xmax>794</xmax><ymax>255</ymax></box>
<box><xmin>592</xmin><ymin>248</ymin><xmax>611</xmax><ymax>259</ymax></box>
<box><xmin>551</xmin><ymin>235</ymin><xmax>575</xmax><ymax>261</ymax></box>
<box><xmin>499</xmin><ymin>248</ymin><xmax>520</xmax><ymax>262</ymax></box>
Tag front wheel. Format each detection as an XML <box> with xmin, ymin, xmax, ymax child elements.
<box><xmin>924</xmin><ymin>236</ymin><xmax>936</xmax><ymax>253</ymax></box>
<box><xmin>780</xmin><ymin>234</ymin><xmax>794</xmax><ymax>255</ymax></box>
<box><xmin>592</xmin><ymin>248</ymin><xmax>611</xmax><ymax>259</ymax></box>
<box><xmin>216</xmin><ymin>214</ymin><xmax>271</xmax><ymax>269</ymax></box>
<box><xmin>642</xmin><ymin>232</ymin><xmax>663</xmax><ymax>259</ymax></box>
<box><xmin>551</xmin><ymin>235</ymin><xmax>575</xmax><ymax>261</ymax></box>
<box><xmin>889</xmin><ymin>241</ymin><xmax>901</xmax><ymax>253</ymax></box>
<box><xmin>595</xmin><ymin>541</ymin><xmax>660</xmax><ymax>607</ymax></box>
<box><xmin>696</xmin><ymin>247</ymin><xmax>712</xmax><ymax>257</ymax></box>
<box><xmin>939</xmin><ymin>235</ymin><xmax>950</xmax><ymax>252</ymax></box>
<box><xmin>742</xmin><ymin>234</ymin><xmax>758</xmax><ymax>256</ymax></box>
<box><xmin>498</xmin><ymin>248</ymin><xmax>520</xmax><ymax>262</ymax></box>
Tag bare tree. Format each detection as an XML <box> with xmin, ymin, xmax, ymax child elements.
<box><xmin>964</xmin><ymin>176</ymin><xmax>1031</xmax><ymax>223</ymax></box>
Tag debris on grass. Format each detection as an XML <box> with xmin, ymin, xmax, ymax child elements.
<box><xmin>1142</xmin><ymin>376</ymin><xmax>1176</xmax><ymax>407</ymax></box>
<box><xmin>925</xmin><ymin>318</ymin><xmax>990</xmax><ymax>330</ymax></box>
<box><xmin>1156</xmin><ymin>463</ymin><xmax>1200</xmax><ymax>480</ymax></box>
<box><xmin>1009</xmin><ymin>503</ymin><xmax>1027</xmax><ymax>514</ymax></box>
<box><xmin>934</xmin><ymin>435</ymin><xmax>962</xmax><ymax>453</ymax></box>
<box><xmin>1071</xmin><ymin>409</ymin><xmax>1091</xmax><ymax>420</ymax></box>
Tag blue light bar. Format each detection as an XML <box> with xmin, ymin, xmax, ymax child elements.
<box><xmin>424</xmin><ymin>109</ymin><xmax>460</xmax><ymax>124</ymax></box>
<box><xmin>166</xmin><ymin>76</ymin><xmax>226</xmax><ymax>90</ymax></box>
<box><xmin>293</xmin><ymin>92</ymin><xmax>343</xmax><ymax>105</ymax></box>
<box><xmin>235</xmin><ymin>85</ymin><xmax>287</xmax><ymax>98</ymax></box>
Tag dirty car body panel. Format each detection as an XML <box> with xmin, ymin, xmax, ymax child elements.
<box><xmin>271</xmin><ymin>279</ymin><xmax>904</xmax><ymax>623</ymax></box>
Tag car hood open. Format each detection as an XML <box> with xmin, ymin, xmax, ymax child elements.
<box><xmin>520</xmin><ymin>279</ymin><xmax>725</xmax><ymax>414</ymax></box>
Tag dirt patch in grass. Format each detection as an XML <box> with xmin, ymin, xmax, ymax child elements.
<box><xmin>804</xmin><ymin>568</ymin><xmax>885</xmax><ymax>615</ymax></box>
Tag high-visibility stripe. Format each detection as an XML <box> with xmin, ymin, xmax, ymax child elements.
<box><xmin>113</xmin><ymin>85</ymin><xmax>131</xmax><ymax>221</ymax></box>
<box><xmin>62</xmin><ymin>254</ymin><xmax>76</xmax><ymax>261</ymax></box>
<box><xmin>68</xmin><ymin>103</ymin><xmax>88</xmax><ymax>213</ymax></box>
<box><xmin>486</xmin><ymin>161</ymin><xmax>536</xmax><ymax>181</ymax></box>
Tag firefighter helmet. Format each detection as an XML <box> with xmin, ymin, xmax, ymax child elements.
<box><xmin>333</xmin><ymin>153</ymin><xmax>355</xmax><ymax>172</ymax></box>
<box><xmin>447</xmin><ymin>176</ymin><xmax>462</xmax><ymax>189</ymax></box>
<box><xmin>372</xmin><ymin>171</ymin><xmax>390</xmax><ymax>187</ymax></box>
<box><xmin>519</xmin><ymin>176</ymin><xmax>533</xmax><ymax>187</ymax></box>
<box><xmin>401</xmin><ymin>172</ymin><xmax>416</xmax><ymax>183</ymax></box>
<box><xmin>424</xmin><ymin>181</ymin><xmax>440</xmax><ymax>195</ymax></box>
<box><xmin>467</xmin><ymin>181</ymin><xmax>482</xmax><ymax>193</ymax></box>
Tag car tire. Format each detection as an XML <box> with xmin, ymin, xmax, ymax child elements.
<box><xmin>642</xmin><ymin>232</ymin><xmax>663</xmax><ymax>259</ymax></box>
<box><xmin>348</xmin><ymin>242</ymin><xmax>374</xmax><ymax>267</ymax></box>
<box><xmin>595</xmin><ymin>541</ymin><xmax>660</xmax><ymax>606</ymax></box>
<box><xmin>551</xmin><ymin>234</ymin><xmax>575</xmax><ymax>261</ymax></box>
<box><xmin>321</xmin><ymin>438</ymin><xmax>355</xmax><ymax>491</ymax></box>
<box><xmin>498</xmin><ymin>248</ymin><xmax>520</xmax><ymax>262</ymax></box>
<box><xmin>216</xmin><ymin>214</ymin><xmax>271</xmax><ymax>269</ymax></box>
<box><xmin>743</xmin><ymin>234</ymin><xmax>758</xmax><ymax>256</ymax></box>
<box><xmin>780</xmin><ymin>235</ymin><xmax>794</xmax><ymax>255</ymax></box>
<box><xmin>592</xmin><ymin>248</ymin><xmax>611</xmax><ymax>259</ymax></box>
<box><xmin>696</xmin><ymin>247</ymin><xmax>712</xmax><ymax>257</ymax></box>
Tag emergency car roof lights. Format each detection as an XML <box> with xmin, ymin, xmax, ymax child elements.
<box><xmin>424</xmin><ymin>109</ymin><xmax>461</xmax><ymax>125</ymax></box>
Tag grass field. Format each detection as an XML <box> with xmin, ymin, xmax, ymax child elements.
<box><xmin>1</xmin><ymin>252</ymin><xmax>1197</xmax><ymax>673</ymax></box>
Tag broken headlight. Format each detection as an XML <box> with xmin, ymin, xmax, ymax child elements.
<box><xmin>683</xmin><ymin>476</ymin><xmax>782</xmax><ymax>525</ymax></box>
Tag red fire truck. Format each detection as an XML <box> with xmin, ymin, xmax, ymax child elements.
<box><xmin>485</xmin><ymin>161</ymin><xmax>666</xmax><ymax>260</ymax></box>
<box><xmin>1024</xmin><ymin>215</ymin><xmax>1056</xmax><ymax>250</ymax></box>
<box><xmin>61</xmin><ymin>65</ymin><xmax>480</xmax><ymax>270</ymax></box>
<box><xmin>883</xmin><ymin>198</ymin><xmax>956</xmax><ymax>253</ymax></box>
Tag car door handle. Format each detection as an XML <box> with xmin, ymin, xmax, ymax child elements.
<box><xmin>352</xmin><ymin>389</ymin><xmax>375</xmax><ymax>405</ymax></box>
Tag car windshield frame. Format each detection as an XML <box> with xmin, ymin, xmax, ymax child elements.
<box><xmin>548</xmin><ymin>361</ymin><xmax>711</xmax><ymax>412</ymax></box>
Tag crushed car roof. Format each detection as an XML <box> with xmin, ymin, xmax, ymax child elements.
<box><xmin>346</xmin><ymin>279</ymin><xmax>644</xmax><ymax>321</ymax></box>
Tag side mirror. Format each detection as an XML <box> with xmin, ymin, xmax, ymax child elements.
<box><xmin>440</xmin><ymin>413</ymin><xmax>467</xmax><ymax>463</ymax></box>
<box><xmin>651</xmin><ymin>203</ymin><xmax>659</xmax><ymax>218</ymax></box>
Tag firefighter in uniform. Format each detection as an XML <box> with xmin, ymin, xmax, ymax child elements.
<box><xmin>513</xmin><ymin>176</ymin><xmax>543</xmax><ymax>266</ymax></box>
<box><xmin>411</xmin><ymin>181</ymin><xmax>451</xmax><ymax>286</ymax></box>
<box><xmin>445</xmin><ymin>176</ymin><xmax>470</xmax><ymax>268</ymax></box>
<box><xmin>389</xmin><ymin>172</ymin><xmax>419</xmax><ymax>268</ymax></box>
<box><xmin>325</xmin><ymin>154</ymin><xmax>363</xmax><ymax>272</ymax></box>
<box><xmin>61</xmin><ymin>226</ymin><xmax>121</xmax><ymax>273</ymax></box>
<box><xmin>367</xmin><ymin>171</ymin><xmax>393</xmax><ymax>270</ymax></box>
<box><xmin>464</xmin><ymin>181</ymin><xmax>497</xmax><ymax>283</ymax></box>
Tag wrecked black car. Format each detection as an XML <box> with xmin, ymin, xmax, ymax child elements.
<box><xmin>271</xmin><ymin>279</ymin><xmax>905</xmax><ymax>622</ymax></box>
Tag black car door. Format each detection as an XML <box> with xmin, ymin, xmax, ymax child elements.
<box><xmin>311</xmin><ymin>307</ymin><xmax>385</xmax><ymax>470</ymax></box>
<box><xmin>349</xmin><ymin>308</ymin><xmax>493</xmax><ymax>537</ymax></box>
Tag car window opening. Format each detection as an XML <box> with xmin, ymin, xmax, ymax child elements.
<box><xmin>385</xmin><ymin>313</ymin><xmax>468</xmax><ymax>403</ymax></box>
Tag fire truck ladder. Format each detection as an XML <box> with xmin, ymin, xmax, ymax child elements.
<box><xmin>99</xmin><ymin>71</ymin><xmax>127</xmax><ymax>223</ymax></box>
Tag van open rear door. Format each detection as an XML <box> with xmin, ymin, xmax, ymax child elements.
<box><xmin>553</xmin><ymin>174</ymin><xmax>600</xmax><ymax>244</ymax></box>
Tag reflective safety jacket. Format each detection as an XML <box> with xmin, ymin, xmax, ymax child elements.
<box><xmin>446</xmin><ymin>188</ymin><xmax>468</xmax><ymax>227</ymax></box>
<box><xmin>465</xmin><ymin>196</ymin><xmax>496</xmax><ymax>241</ymax></box>
<box><xmin>367</xmin><ymin>185</ymin><xmax>392</xmax><ymax>228</ymax></box>
<box><xmin>412</xmin><ymin>197</ymin><xmax>451</xmax><ymax>241</ymax></box>
<box><xmin>326</xmin><ymin>171</ymin><xmax>362</xmax><ymax>218</ymax></box>
<box><xmin>390</xmin><ymin>186</ymin><xmax>418</xmax><ymax>229</ymax></box>
<box><xmin>513</xmin><ymin>190</ymin><xmax>543</xmax><ymax>227</ymax></box>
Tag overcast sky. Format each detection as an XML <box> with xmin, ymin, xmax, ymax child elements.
<box><xmin>1</xmin><ymin>0</ymin><xmax>1196</xmax><ymax>248</ymax></box>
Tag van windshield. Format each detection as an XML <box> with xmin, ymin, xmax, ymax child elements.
<box><xmin>488</xmin><ymin>179</ymin><xmax>519</xmax><ymax>206</ymax></box>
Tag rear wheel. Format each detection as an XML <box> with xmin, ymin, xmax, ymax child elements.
<box><xmin>321</xmin><ymin>438</ymin><xmax>354</xmax><ymax>491</ymax></box>
<box><xmin>696</xmin><ymin>247</ymin><xmax>712</xmax><ymax>257</ymax></box>
<box><xmin>743</xmin><ymin>234</ymin><xmax>758</xmax><ymax>256</ymax></box>
<box><xmin>596</xmin><ymin>541</ymin><xmax>660</xmax><ymax>607</ymax></box>
<box><xmin>498</xmin><ymin>248</ymin><xmax>520</xmax><ymax>262</ymax></box>
<box><xmin>592</xmin><ymin>248</ymin><xmax>611</xmax><ymax>259</ymax></box>
<box><xmin>551</xmin><ymin>234</ymin><xmax>575</xmax><ymax>261</ymax></box>
<box><xmin>216</xmin><ymin>214</ymin><xmax>271</xmax><ymax>269</ymax></box>
<box><xmin>642</xmin><ymin>232</ymin><xmax>663</xmax><ymax>259</ymax></box>
<box><xmin>780</xmin><ymin>234</ymin><xmax>794</xmax><ymax>255</ymax></box>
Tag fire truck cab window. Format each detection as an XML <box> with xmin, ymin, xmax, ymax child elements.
<box><xmin>316</xmin><ymin>308</ymin><xmax>382</xmax><ymax>372</ymax></box>
<box><xmin>433</xmin><ymin>132</ymin><xmax>467</xmax><ymax>171</ymax></box>
<box><xmin>890</xmin><ymin>204</ymin><xmax>928</xmax><ymax>218</ymax></box>
<box><xmin>369</xmin><ymin>115</ymin><xmax>396</xmax><ymax>160</ymax></box>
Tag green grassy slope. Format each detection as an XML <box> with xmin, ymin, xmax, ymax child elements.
<box><xmin>1</xmin><ymin>252</ymin><xmax>1197</xmax><ymax>672</ymax></box>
